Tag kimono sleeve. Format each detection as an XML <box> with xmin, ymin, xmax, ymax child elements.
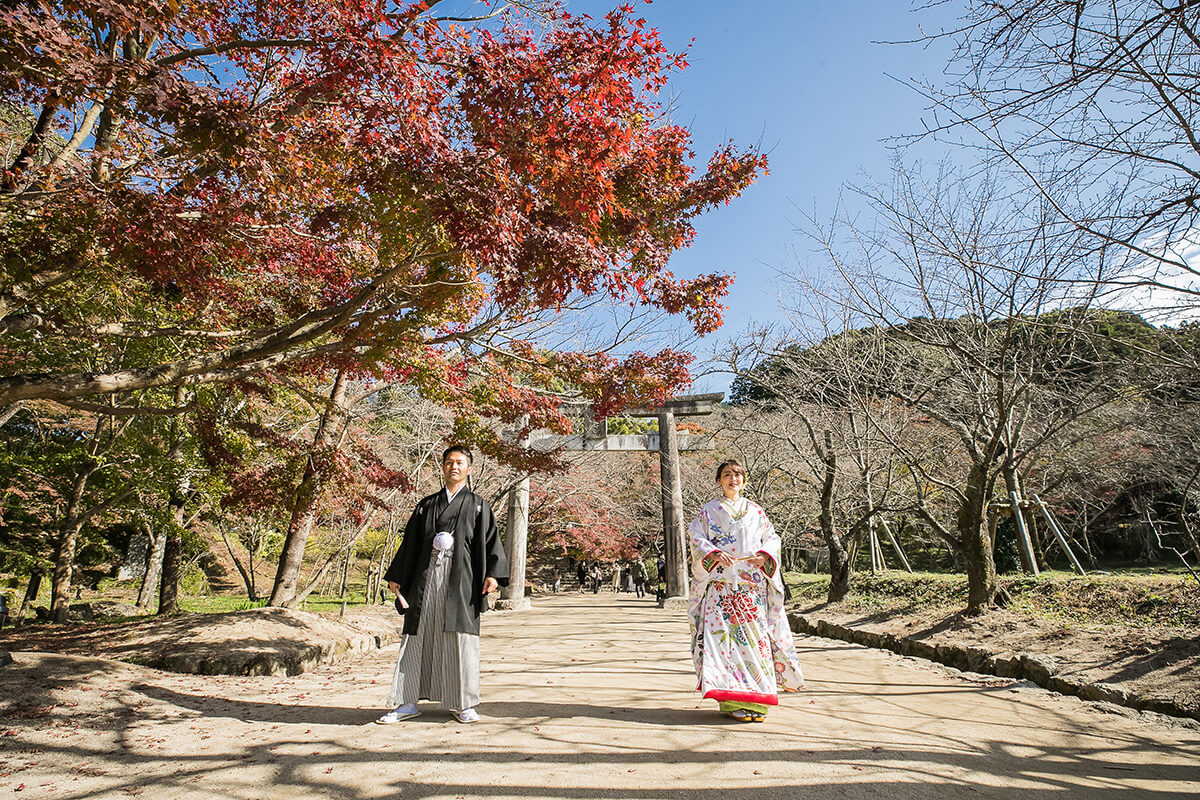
<box><xmin>754</xmin><ymin>508</ymin><xmax>782</xmax><ymax>581</ymax></box>
<box><xmin>383</xmin><ymin>501</ymin><xmax>424</xmax><ymax>591</ymax></box>
<box><xmin>479</xmin><ymin>499</ymin><xmax>509</xmax><ymax>587</ymax></box>
<box><xmin>688</xmin><ymin>507</ymin><xmax>723</xmax><ymax>578</ymax></box>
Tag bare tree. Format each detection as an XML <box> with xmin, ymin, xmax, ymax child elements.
<box><xmin>720</xmin><ymin>313</ymin><xmax>911</xmax><ymax>602</ymax></box>
<box><xmin>795</xmin><ymin>162</ymin><xmax>1125</xmax><ymax>612</ymax></box>
<box><xmin>916</xmin><ymin>0</ymin><xmax>1200</xmax><ymax>320</ymax></box>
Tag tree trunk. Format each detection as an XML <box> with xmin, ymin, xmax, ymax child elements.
<box><xmin>136</xmin><ymin>524</ymin><xmax>166</xmax><ymax>610</ymax></box>
<box><xmin>269</xmin><ymin>372</ymin><xmax>350</xmax><ymax>608</ymax></box>
<box><xmin>3</xmin><ymin>93</ymin><xmax>59</xmax><ymax>192</ymax></box>
<box><xmin>50</xmin><ymin>462</ymin><xmax>97</xmax><ymax>623</ymax></box>
<box><xmin>158</xmin><ymin>532</ymin><xmax>182</xmax><ymax>615</ymax></box>
<box><xmin>816</xmin><ymin>431</ymin><xmax>852</xmax><ymax>603</ymax></box>
<box><xmin>218</xmin><ymin>524</ymin><xmax>258</xmax><ymax>602</ymax></box>
<box><xmin>828</xmin><ymin>550</ymin><xmax>852</xmax><ymax>603</ymax></box>
<box><xmin>960</xmin><ymin>462</ymin><xmax>998</xmax><ymax>614</ymax></box>
<box><xmin>15</xmin><ymin>570</ymin><xmax>42</xmax><ymax>627</ymax></box>
<box><xmin>338</xmin><ymin>526</ymin><xmax>352</xmax><ymax>599</ymax></box>
<box><xmin>156</xmin><ymin>473</ymin><xmax>190</xmax><ymax>615</ymax></box>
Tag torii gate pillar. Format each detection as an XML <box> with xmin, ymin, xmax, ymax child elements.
<box><xmin>495</xmin><ymin>422</ymin><xmax>532</xmax><ymax>612</ymax></box>
<box><xmin>658</xmin><ymin>410</ymin><xmax>688</xmax><ymax>600</ymax></box>
<box><xmin>623</xmin><ymin>392</ymin><xmax>724</xmax><ymax>604</ymax></box>
<box><xmin>517</xmin><ymin>392</ymin><xmax>722</xmax><ymax>610</ymax></box>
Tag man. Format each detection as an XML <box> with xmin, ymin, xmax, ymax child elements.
<box><xmin>631</xmin><ymin>559</ymin><xmax>647</xmax><ymax>598</ymax></box>
<box><xmin>376</xmin><ymin>446</ymin><xmax>508</xmax><ymax>724</ymax></box>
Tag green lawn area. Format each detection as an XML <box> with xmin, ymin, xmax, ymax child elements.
<box><xmin>785</xmin><ymin>569</ymin><xmax>1200</xmax><ymax>627</ymax></box>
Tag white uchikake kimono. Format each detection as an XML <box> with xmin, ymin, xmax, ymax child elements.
<box><xmin>687</xmin><ymin>497</ymin><xmax>805</xmax><ymax>707</ymax></box>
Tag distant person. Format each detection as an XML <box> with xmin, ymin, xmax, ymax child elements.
<box><xmin>688</xmin><ymin>459</ymin><xmax>804</xmax><ymax>723</ymax></box>
<box><xmin>376</xmin><ymin>446</ymin><xmax>508</xmax><ymax>725</ymax></box>
<box><xmin>552</xmin><ymin>570</ymin><xmax>562</xmax><ymax>594</ymax></box>
<box><xmin>631</xmin><ymin>560</ymin><xmax>647</xmax><ymax>598</ymax></box>
<box><xmin>576</xmin><ymin>563</ymin><xmax>587</xmax><ymax>593</ymax></box>
<box><xmin>591</xmin><ymin>564</ymin><xmax>602</xmax><ymax>594</ymax></box>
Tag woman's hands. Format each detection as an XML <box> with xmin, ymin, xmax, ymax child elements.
<box><xmin>704</xmin><ymin>551</ymin><xmax>770</xmax><ymax>575</ymax></box>
<box><xmin>708</xmin><ymin>551</ymin><xmax>737</xmax><ymax>569</ymax></box>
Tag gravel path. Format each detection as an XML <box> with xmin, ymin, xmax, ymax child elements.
<box><xmin>2</xmin><ymin>593</ymin><xmax>1196</xmax><ymax>799</ymax></box>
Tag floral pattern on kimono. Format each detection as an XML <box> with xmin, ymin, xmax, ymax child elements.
<box><xmin>688</xmin><ymin>498</ymin><xmax>804</xmax><ymax>706</ymax></box>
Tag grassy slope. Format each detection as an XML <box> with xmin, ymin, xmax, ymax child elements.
<box><xmin>786</xmin><ymin>571</ymin><xmax>1200</xmax><ymax>628</ymax></box>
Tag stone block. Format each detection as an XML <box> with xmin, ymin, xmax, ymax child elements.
<box><xmin>1081</xmin><ymin>682</ymin><xmax>1130</xmax><ymax>705</ymax></box>
<box><xmin>1047</xmin><ymin>675</ymin><xmax>1082</xmax><ymax>696</ymax></box>
<box><xmin>878</xmin><ymin>633</ymin><xmax>902</xmax><ymax>653</ymax></box>
<box><xmin>965</xmin><ymin>647</ymin><xmax>993</xmax><ymax>672</ymax></box>
<box><xmin>935</xmin><ymin>643</ymin><xmax>970</xmax><ymax>671</ymax></box>
<box><xmin>905</xmin><ymin>639</ymin><xmax>936</xmax><ymax>660</ymax></box>
<box><xmin>992</xmin><ymin>654</ymin><xmax>1022</xmax><ymax>678</ymax></box>
<box><xmin>90</xmin><ymin>602</ymin><xmax>142</xmax><ymax>618</ymax></box>
<box><xmin>493</xmin><ymin>597</ymin><xmax>532</xmax><ymax>611</ymax></box>
<box><xmin>661</xmin><ymin>596</ymin><xmax>690</xmax><ymax>612</ymax></box>
<box><xmin>1020</xmin><ymin>653</ymin><xmax>1058</xmax><ymax>685</ymax></box>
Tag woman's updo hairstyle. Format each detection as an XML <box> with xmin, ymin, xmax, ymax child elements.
<box><xmin>714</xmin><ymin>459</ymin><xmax>746</xmax><ymax>483</ymax></box>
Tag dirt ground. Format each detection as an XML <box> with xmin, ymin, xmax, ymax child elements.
<box><xmin>795</xmin><ymin>602</ymin><xmax>1200</xmax><ymax>719</ymax></box>
<box><xmin>2</xmin><ymin>593</ymin><xmax>1198</xmax><ymax>799</ymax></box>
<box><xmin>0</xmin><ymin>605</ymin><xmax>402</xmax><ymax>675</ymax></box>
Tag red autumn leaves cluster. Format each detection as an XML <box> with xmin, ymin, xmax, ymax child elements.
<box><xmin>1</xmin><ymin>0</ymin><xmax>765</xmax><ymax>452</ymax></box>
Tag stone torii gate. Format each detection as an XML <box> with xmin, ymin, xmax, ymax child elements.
<box><xmin>495</xmin><ymin>392</ymin><xmax>722</xmax><ymax>611</ymax></box>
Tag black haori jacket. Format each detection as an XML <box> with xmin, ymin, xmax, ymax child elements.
<box><xmin>383</xmin><ymin>488</ymin><xmax>509</xmax><ymax>636</ymax></box>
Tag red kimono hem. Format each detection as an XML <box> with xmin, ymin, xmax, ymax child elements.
<box><xmin>703</xmin><ymin>689</ymin><xmax>779</xmax><ymax>706</ymax></box>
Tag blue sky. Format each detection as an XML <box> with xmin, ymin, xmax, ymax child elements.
<box><xmin>567</xmin><ymin>1</ymin><xmax>962</xmax><ymax>391</ymax></box>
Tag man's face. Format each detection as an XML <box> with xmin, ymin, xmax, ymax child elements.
<box><xmin>443</xmin><ymin>452</ymin><xmax>472</xmax><ymax>486</ymax></box>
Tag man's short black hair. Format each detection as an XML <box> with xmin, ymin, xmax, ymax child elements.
<box><xmin>442</xmin><ymin>445</ymin><xmax>474</xmax><ymax>464</ymax></box>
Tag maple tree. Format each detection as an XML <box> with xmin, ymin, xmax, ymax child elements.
<box><xmin>0</xmin><ymin>0</ymin><xmax>761</xmax><ymax>426</ymax></box>
<box><xmin>0</xmin><ymin>0</ymin><xmax>765</xmax><ymax>609</ymax></box>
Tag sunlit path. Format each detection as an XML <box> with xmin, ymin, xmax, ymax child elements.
<box><xmin>4</xmin><ymin>593</ymin><xmax>1197</xmax><ymax>799</ymax></box>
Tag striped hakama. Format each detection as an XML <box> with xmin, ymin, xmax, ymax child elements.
<box><xmin>387</xmin><ymin>549</ymin><xmax>480</xmax><ymax>711</ymax></box>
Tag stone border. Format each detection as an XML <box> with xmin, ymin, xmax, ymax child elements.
<box><xmin>128</xmin><ymin>628</ymin><xmax>402</xmax><ymax>677</ymax></box>
<box><xmin>789</xmin><ymin>612</ymin><xmax>1198</xmax><ymax>724</ymax></box>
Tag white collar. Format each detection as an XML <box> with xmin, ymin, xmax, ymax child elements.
<box><xmin>718</xmin><ymin>495</ymin><xmax>748</xmax><ymax>518</ymax></box>
<box><xmin>445</xmin><ymin>484</ymin><xmax>467</xmax><ymax>503</ymax></box>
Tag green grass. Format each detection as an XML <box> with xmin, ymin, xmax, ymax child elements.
<box><xmin>786</xmin><ymin>569</ymin><xmax>1200</xmax><ymax>627</ymax></box>
<box><xmin>178</xmin><ymin>592</ymin><xmax>377</xmax><ymax>614</ymax></box>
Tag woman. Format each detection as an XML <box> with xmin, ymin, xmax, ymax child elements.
<box><xmin>688</xmin><ymin>459</ymin><xmax>804</xmax><ymax>722</ymax></box>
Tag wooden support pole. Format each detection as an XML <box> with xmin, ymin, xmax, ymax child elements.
<box><xmin>867</xmin><ymin>519</ymin><xmax>882</xmax><ymax>574</ymax></box>
<box><xmin>1010</xmin><ymin>494</ymin><xmax>1040</xmax><ymax>576</ymax></box>
<box><xmin>1030</xmin><ymin>494</ymin><xmax>1087</xmax><ymax>576</ymax></box>
<box><xmin>879</xmin><ymin>517</ymin><xmax>913</xmax><ymax>573</ymax></box>
<box><xmin>659</xmin><ymin>411</ymin><xmax>688</xmax><ymax>600</ymax></box>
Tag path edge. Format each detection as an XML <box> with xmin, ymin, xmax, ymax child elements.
<box><xmin>788</xmin><ymin>612</ymin><xmax>1199</xmax><ymax>724</ymax></box>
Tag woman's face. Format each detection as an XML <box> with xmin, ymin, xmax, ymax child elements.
<box><xmin>718</xmin><ymin>466</ymin><xmax>745</xmax><ymax>498</ymax></box>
